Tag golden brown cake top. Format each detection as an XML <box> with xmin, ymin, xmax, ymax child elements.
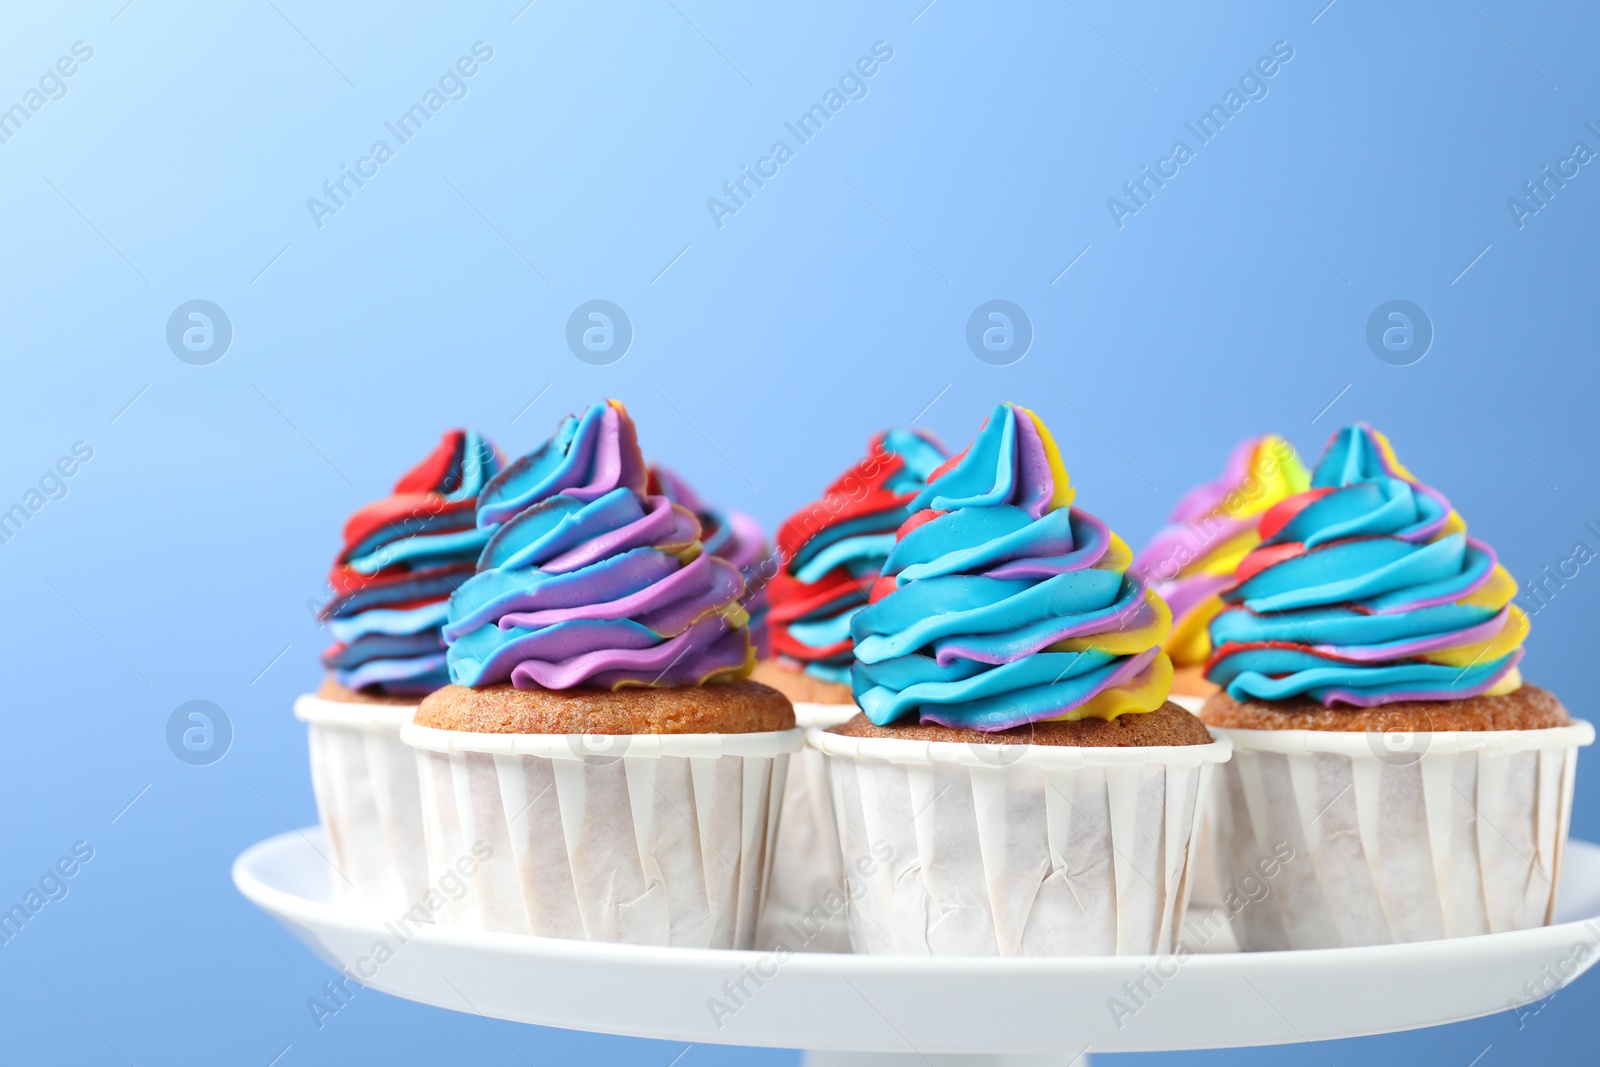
<box><xmin>415</xmin><ymin>681</ymin><xmax>795</xmax><ymax>735</ymax></box>
<box><xmin>1200</xmin><ymin>684</ymin><xmax>1571</xmax><ymax>732</ymax></box>
<box><xmin>316</xmin><ymin>675</ymin><xmax>423</xmax><ymax>706</ymax></box>
<box><xmin>828</xmin><ymin>701</ymin><xmax>1213</xmax><ymax>748</ymax></box>
<box><xmin>1168</xmin><ymin>663</ymin><xmax>1219</xmax><ymax>700</ymax></box>
<box><xmin>749</xmin><ymin>658</ymin><xmax>856</xmax><ymax>706</ymax></box>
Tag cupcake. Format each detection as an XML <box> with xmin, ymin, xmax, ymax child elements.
<box><xmin>1131</xmin><ymin>435</ymin><xmax>1309</xmax><ymax>710</ymax></box>
<box><xmin>402</xmin><ymin>400</ymin><xmax>800</xmax><ymax>948</ymax></box>
<box><xmin>813</xmin><ymin>402</ymin><xmax>1231</xmax><ymax>956</ymax></box>
<box><xmin>755</xmin><ymin>427</ymin><xmax>948</xmax><ymax>703</ymax></box>
<box><xmin>647</xmin><ymin>464</ymin><xmax>775</xmax><ymax>658</ymax></box>
<box><xmin>294</xmin><ymin>429</ymin><xmax>503</xmax><ymax>910</ymax></box>
<box><xmin>1201</xmin><ymin>423</ymin><xmax>1593</xmax><ymax>949</ymax></box>
<box><xmin>750</xmin><ymin>427</ymin><xmax>946</xmax><ymax>952</ymax></box>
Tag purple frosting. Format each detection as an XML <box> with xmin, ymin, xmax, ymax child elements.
<box><xmin>444</xmin><ymin>400</ymin><xmax>755</xmax><ymax>690</ymax></box>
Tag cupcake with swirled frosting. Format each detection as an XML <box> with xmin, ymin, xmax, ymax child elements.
<box><xmin>1131</xmin><ymin>435</ymin><xmax>1309</xmax><ymax>704</ymax></box>
<box><xmin>752</xmin><ymin>428</ymin><xmax>948</xmax><ymax>707</ymax></box>
<box><xmin>404</xmin><ymin>401</ymin><xmax>799</xmax><ymax>948</ymax></box>
<box><xmin>295</xmin><ymin>428</ymin><xmax>502</xmax><ymax>911</ymax></box>
<box><xmin>1198</xmin><ymin>424</ymin><xmax>1590</xmax><ymax>951</ymax></box>
<box><xmin>647</xmin><ymin>464</ymin><xmax>775</xmax><ymax>658</ymax></box>
<box><xmin>318</xmin><ymin>429</ymin><xmax>504</xmax><ymax>698</ymax></box>
<box><xmin>810</xmin><ymin>403</ymin><xmax>1228</xmax><ymax>956</ymax></box>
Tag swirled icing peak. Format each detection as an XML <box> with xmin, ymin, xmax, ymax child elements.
<box><xmin>1205</xmin><ymin>423</ymin><xmax>1527</xmax><ymax>707</ymax></box>
<box><xmin>321</xmin><ymin>430</ymin><xmax>503</xmax><ymax>695</ymax></box>
<box><xmin>1131</xmin><ymin>436</ymin><xmax>1309</xmax><ymax>666</ymax></box>
<box><xmin>648</xmin><ymin>465</ymin><xmax>776</xmax><ymax>658</ymax></box>
<box><xmin>851</xmin><ymin>403</ymin><xmax>1173</xmax><ymax>731</ymax></box>
<box><xmin>444</xmin><ymin>400</ymin><xmax>754</xmax><ymax>690</ymax></box>
<box><xmin>768</xmin><ymin>428</ymin><xmax>948</xmax><ymax>684</ymax></box>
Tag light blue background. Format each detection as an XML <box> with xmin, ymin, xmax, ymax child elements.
<box><xmin>2</xmin><ymin>0</ymin><xmax>1596</xmax><ymax>1063</ymax></box>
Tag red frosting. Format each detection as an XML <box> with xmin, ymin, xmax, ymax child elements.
<box><xmin>325</xmin><ymin>431</ymin><xmax>484</xmax><ymax>605</ymax></box>
<box><xmin>1231</xmin><ymin>540</ymin><xmax>1306</xmax><ymax>586</ymax></box>
<box><xmin>1256</xmin><ymin>486</ymin><xmax>1334</xmax><ymax>542</ymax></box>
<box><xmin>768</xmin><ymin>432</ymin><xmax>930</xmax><ymax>671</ymax></box>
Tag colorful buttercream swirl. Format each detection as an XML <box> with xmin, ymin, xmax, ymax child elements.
<box><xmin>850</xmin><ymin>403</ymin><xmax>1174</xmax><ymax>731</ymax></box>
<box><xmin>1205</xmin><ymin>424</ymin><xmax>1527</xmax><ymax>707</ymax></box>
<box><xmin>321</xmin><ymin>430</ymin><xmax>503</xmax><ymax>695</ymax></box>
<box><xmin>768</xmin><ymin>429</ymin><xmax>948</xmax><ymax>685</ymax></box>
<box><xmin>1132</xmin><ymin>436</ymin><xmax>1309</xmax><ymax>667</ymax></box>
<box><xmin>443</xmin><ymin>400</ymin><xmax>754</xmax><ymax>690</ymax></box>
<box><xmin>648</xmin><ymin>465</ymin><xmax>775</xmax><ymax>658</ymax></box>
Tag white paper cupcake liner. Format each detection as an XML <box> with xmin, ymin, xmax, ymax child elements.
<box><xmin>811</xmin><ymin>727</ymin><xmax>1232</xmax><ymax>956</ymax></box>
<box><xmin>757</xmin><ymin>703</ymin><xmax>860</xmax><ymax>953</ymax></box>
<box><xmin>1207</xmin><ymin>720</ymin><xmax>1595</xmax><ymax>949</ymax></box>
<box><xmin>1164</xmin><ymin>694</ymin><xmax>1227</xmax><ymax>908</ymax></box>
<box><xmin>293</xmin><ymin>695</ymin><xmax>430</xmax><ymax>912</ymax></box>
<box><xmin>401</xmin><ymin>722</ymin><xmax>803</xmax><ymax>948</ymax></box>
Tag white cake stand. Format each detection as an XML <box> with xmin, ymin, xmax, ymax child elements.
<box><xmin>235</xmin><ymin>830</ymin><xmax>1600</xmax><ymax>1065</ymax></box>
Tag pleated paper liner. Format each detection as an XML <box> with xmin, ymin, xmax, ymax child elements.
<box><xmin>293</xmin><ymin>694</ymin><xmax>430</xmax><ymax>912</ymax></box>
<box><xmin>811</xmin><ymin>726</ymin><xmax>1232</xmax><ymax>955</ymax></box>
<box><xmin>401</xmin><ymin>723</ymin><xmax>803</xmax><ymax>948</ymax></box>
<box><xmin>1207</xmin><ymin>720</ymin><xmax>1594</xmax><ymax>949</ymax></box>
<box><xmin>757</xmin><ymin>703</ymin><xmax>859</xmax><ymax>953</ymax></box>
<box><xmin>1165</xmin><ymin>694</ymin><xmax>1224</xmax><ymax>908</ymax></box>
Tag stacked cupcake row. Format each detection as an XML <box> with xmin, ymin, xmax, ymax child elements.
<box><xmin>292</xmin><ymin>401</ymin><xmax>1590</xmax><ymax>956</ymax></box>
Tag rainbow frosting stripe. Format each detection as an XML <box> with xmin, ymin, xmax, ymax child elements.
<box><xmin>647</xmin><ymin>464</ymin><xmax>776</xmax><ymax>658</ymax></box>
<box><xmin>1131</xmin><ymin>436</ymin><xmax>1309</xmax><ymax>667</ymax></box>
<box><xmin>767</xmin><ymin>428</ymin><xmax>948</xmax><ymax>685</ymax></box>
<box><xmin>321</xmin><ymin>429</ymin><xmax>503</xmax><ymax>695</ymax></box>
<box><xmin>851</xmin><ymin>403</ymin><xmax>1173</xmax><ymax>731</ymax></box>
<box><xmin>1205</xmin><ymin>423</ymin><xmax>1527</xmax><ymax>707</ymax></box>
<box><xmin>443</xmin><ymin>400</ymin><xmax>755</xmax><ymax>690</ymax></box>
